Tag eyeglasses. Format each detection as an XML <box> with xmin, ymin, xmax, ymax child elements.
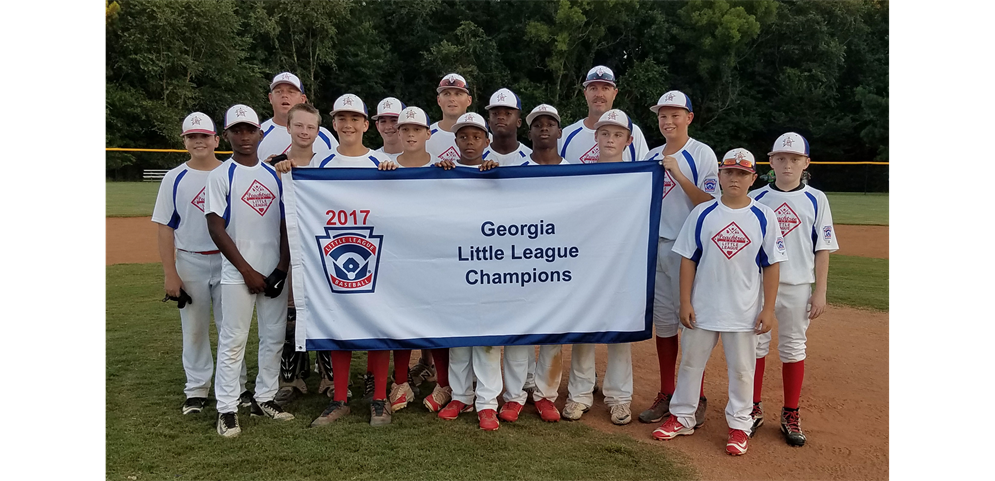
<box><xmin>721</xmin><ymin>157</ymin><xmax>754</xmax><ymax>170</ymax></box>
<box><xmin>439</xmin><ymin>78</ymin><xmax>467</xmax><ymax>89</ymax></box>
<box><xmin>586</xmin><ymin>71</ymin><xmax>615</xmax><ymax>82</ymax></box>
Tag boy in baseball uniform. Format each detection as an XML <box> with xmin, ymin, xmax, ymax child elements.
<box><xmin>373</xmin><ymin>97</ymin><xmax>405</xmax><ymax>162</ymax></box>
<box><xmin>749</xmin><ymin>132</ymin><xmax>839</xmax><ymax>447</ymax></box>
<box><xmin>306</xmin><ymin>94</ymin><xmax>399</xmax><ymax>428</ymax></box>
<box><xmin>482</xmin><ymin>88</ymin><xmax>532</xmax><ymax>165</ymax></box>
<box><xmin>638</xmin><ymin>90</ymin><xmax>719</xmax><ymax>426</ymax></box>
<box><xmin>562</xmin><ymin>109</ymin><xmax>637</xmax><ymax>425</ymax></box>
<box><xmin>425</xmin><ymin>73</ymin><xmax>473</xmax><ymax>164</ymax></box>
<box><xmin>652</xmin><ymin>148</ymin><xmax>787</xmax><ymax>456</ymax></box>
<box><xmin>206</xmin><ymin>104</ymin><xmax>294</xmax><ymax>438</ymax></box>
<box><xmin>153</xmin><ymin>112</ymin><xmax>247</xmax><ymax>415</ymax></box>
<box><xmin>558</xmin><ymin>66</ymin><xmax>649</xmax><ymax>164</ymax></box>
<box><xmin>258</xmin><ymin>72</ymin><xmax>338</xmax><ymax>161</ymax></box>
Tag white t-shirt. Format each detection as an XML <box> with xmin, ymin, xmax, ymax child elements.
<box><xmin>482</xmin><ymin>142</ymin><xmax>532</xmax><ymax>166</ymax></box>
<box><xmin>426</xmin><ymin>122</ymin><xmax>461</xmax><ymax>164</ymax></box>
<box><xmin>375</xmin><ymin>147</ymin><xmax>401</xmax><ymax>162</ymax></box>
<box><xmin>749</xmin><ymin>184</ymin><xmax>839</xmax><ymax>285</ymax></box>
<box><xmin>558</xmin><ymin>119</ymin><xmax>650</xmax><ymax>164</ymax></box>
<box><xmin>151</xmin><ymin>163</ymin><xmax>220</xmax><ymax>252</ymax></box>
<box><xmin>312</xmin><ymin>148</ymin><xmax>394</xmax><ymax>168</ymax></box>
<box><xmin>673</xmin><ymin>198</ymin><xmax>788</xmax><ymax>332</ymax></box>
<box><xmin>205</xmin><ymin>159</ymin><xmax>284</xmax><ymax>284</ymax></box>
<box><xmin>646</xmin><ymin>138</ymin><xmax>720</xmax><ymax>240</ymax></box>
<box><xmin>257</xmin><ymin>118</ymin><xmax>338</xmax><ymax>160</ymax></box>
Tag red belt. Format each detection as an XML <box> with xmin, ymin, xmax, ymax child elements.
<box><xmin>179</xmin><ymin>249</ymin><xmax>221</xmax><ymax>255</ymax></box>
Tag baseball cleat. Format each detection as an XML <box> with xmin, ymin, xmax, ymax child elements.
<box><xmin>389</xmin><ymin>382</ymin><xmax>415</xmax><ymax>412</ymax></box>
<box><xmin>362</xmin><ymin>372</ymin><xmax>376</xmax><ymax>403</ymax></box>
<box><xmin>610</xmin><ymin>402</ymin><xmax>632</xmax><ymax>425</ymax></box>
<box><xmin>217</xmin><ymin>412</ymin><xmax>241</xmax><ymax>438</ymax></box>
<box><xmin>523</xmin><ymin>378</ymin><xmax>538</xmax><ymax>404</ymax></box>
<box><xmin>695</xmin><ymin>396</ymin><xmax>707</xmax><ymax>428</ymax></box>
<box><xmin>726</xmin><ymin>428</ymin><xmax>749</xmax><ymax>455</ymax></box>
<box><xmin>181</xmin><ymin>397</ymin><xmax>207</xmax><ymax>415</ymax></box>
<box><xmin>438</xmin><ymin>400</ymin><xmax>473</xmax><ymax>420</ymax></box>
<box><xmin>423</xmin><ymin>385</ymin><xmax>452</xmax><ymax>412</ymax></box>
<box><xmin>370</xmin><ymin>399</ymin><xmax>392</xmax><ymax>426</ymax></box>
<box><xmin>311</xmin><ymin>400</ymin><xmax>350</xmax><ymax>427</ymax></box>
<box><xmin>535</xmin><ymin>398</ymin><xmax>561</xmax><ymax>422</ymax></box>
<box><xmin>238</xmin><ymin>390</ymin><xmax>254</xmax><ymax>409</ymax></box>
<box><xmin>780</xmin><ymin>407</ymin><xmax>806</xmax><ymax>446</ymax></box>
<box><xmin>250</xmin><ymin>398</ymin><xmax>295</xmax><ymax>421</ymax></box>
<box><xmin>498</xmin><ymin>401</ymin><xmax>524</xmax><ymax>422</ymax></box>
<box><xmin>652</xmin><ymin>415</ymin><xmax>694</xmax><ymax>440</ymax></box>
<box><xmin>409</xmin><ymin>360</ymin><xmax>436</xmax><ymax>387</ymax></box>
<box><xmin>750</xmin><ymin>402</ymin><xmax>764</xmax><ymax>437</ymax></box>
<box><xmin>478</xmin><ymin>409</ymin><xmax>500</xmax><ymax>431</ymax></box>
<box><xmin>562</xmin><ymin>401</ymin><xmax>591</xmax><ymax>421</ymax></box>
<box><xmin>274</xmin><ymin>378</ymin><xmax>307</xmax><ymax>406</ymax></box>
<box><xmin>638</xmin><ymin>392</ymin><xmax>672</xmax><ymax>423</ymax></box>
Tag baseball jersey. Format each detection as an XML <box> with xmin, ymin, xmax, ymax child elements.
<box><xmin>375</xmin><ymin>147</ymin><xmax>401</xmax><ymax>162</ymax></box>
<box><xmin>482</xmin><ymin>142</ymin><xmax>533</xmax><ymax>166</ymax></box>
<box><xmin>673</xmin><ymin>199</ymin><xmax>788</xmax><ymax>332</ymax></box>
<box><xmin>205</xmin><ymin>159</ymin><xmax>284</xmax><ymax>284</ymax></box>
<box><xmin>558</xmin><ymin>119</ymin><xmax>650</xmax><ymax>164</ymax></box>
<box><xmin>645</xmin><ymin>138</ymin><xmax>721</xmax><ymax>240</ymax></box>
<box><xmin>749</xmin><ymin>184</ymin><xmax>839</xmax><ymax>285</ymax></box>
<box><xmin>257</xmin><ymin>118</ymin><xmax>338</xmax><ymax>160</ymax></box>
<box><xmin>312</xmin><ymin>148</ymin><xmax>393</xmax><ymax>168</ymax></box>
<box><xmin>151</xmin><ymin>163</ymin><xmax>220</xmax><ymax>252</ymax></box>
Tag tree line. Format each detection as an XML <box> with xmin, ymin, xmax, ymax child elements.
<box><xmin>105</xmin><ymin>0</ymin><xmax>888</xmax><ymax>191</ymax></box>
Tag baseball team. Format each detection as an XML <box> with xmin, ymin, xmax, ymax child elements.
<box><xmin>152</xmin><ymin>66</ymin><xmax>839</xmax><ymax>456</ymax></box>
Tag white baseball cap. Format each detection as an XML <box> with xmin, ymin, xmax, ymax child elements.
<box><xmin>720</xmin><ymin>148</ymin><xmax>757</xmax><ymax>173</ymax></box>
<box><xmin>650</xmin><ymin>90</ymin><xmax>693</xmax><ymax>113</ymax></box>
<box><xmin>592</xmin><ymin>109</ymin><xmax>632</xmax><ymax>132</ymax></box>
<box><xmin>485</xmin><ymin>88</ymin><xmax>522</xmax><ymax>110</ymax></box>
<box><xmin>223</xmin><ymin>104</ymin><xmax>260</xmax><ymax>130</ymax></box>
<box><xmin>526</xmin><ymin>104</ymin><xmax>561</xmax><ymax>126</ymax></box>
<box><xmin>396</xmin><ymin>106</ymin><xmax>431</xmax><ymax>129</ymax></box>
<box><xmin>270</xmin><ymin>72</ymin><xmax>304</xmax><ymax>93</ymax></box>
<box><xmin>583</xmin><ymin>65</ymin><xmax>617</xmax><ymax>87</ymax></box>
<box><xmin>181</xmin><ymin>112</ymin><xmax>216</xmax><ymax>136</ymax></box>
<box><xmin>452</xmin><ymin>112</ymin><xmax>488</xmax><ymax>134</ymax></box>
<box><xmin>437</xmin><ymin>73</ymin><xmax>470</xmax><ymax>94</ymax></box>
<box><xmin>372</xmin><ymin>97</ymin><xmax>406</xmax><ymax>120</ymax></box>
<box><xmin>330</xmin><ymin>93</ymin><xmax>368</xmax><ymax>117</ymax></box>
<box><xmin>769</xmin><ymin>132</ymin><xmax>810</xmax><ymax>157</ymax></box>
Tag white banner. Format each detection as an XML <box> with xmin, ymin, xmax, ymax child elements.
<box><xmin>286</xmin><ymin>162</ymin><xmax>663</xmax><ymax>350</ymax></box>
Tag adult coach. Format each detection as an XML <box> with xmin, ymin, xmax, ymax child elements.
<box><xmin>425</xmin><ymin>73</ymin><xmax>473</xmax><ymax>164</ymax></box>
<box><xmin>257</xmin><ymin>72</ymin><xmax>338</xmax><ymax>160</ymax></box>
<box><xmin>558</xmin><ymin>66</ymin><xmax>649</xmax><ymax>163</ymax></box>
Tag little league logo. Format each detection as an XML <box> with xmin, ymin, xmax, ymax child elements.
<box><xmin>776</xmin><ymin>236</ymin><xmax>786</xmax><ymax>254</ymax></box>
<box><xmin>662</xmin><ymin>171</ymin><xmax>675</xmax><ymax>198</ymax></box>
<box><xmin>774</xmin><ymin>202</ymin><xmax>801</xmax><ymax>236</ymax></box>
<box><xmin>702</xmin><ymin>178</ymin><xmax>717</xmax><ymax>193</ymax></box>
<box><xmin>823</xmin><ymin>225</ymin><xmax>833</xmax><ymax>243</ymax></box>
<box><xmin>315</xmin><ymin>227</ymin><xmax>383</xmax><ymax>294</ymax></box>
<box><xmin>712</xmin><ymin>222</ymin><xmax>752</xmax><ymax>260</ymax></box>
<box><xmin>580</xmin><ymin>144</ymin><xmax>599</xmax><ymax>163</ymax></box>
<box><xmin>241</xmin><ymin>180</ymin><xmax>276</xmax><ymax>216</ymax></box>
<box><xmin>190</xmin><ymin>187</ymin><xmax>206</xmax><ymax>212</ymax></box>
<box><xmin>438</xmin><ymin>146</ymin><xmax>460</xmax><ymax>162</ymax></box>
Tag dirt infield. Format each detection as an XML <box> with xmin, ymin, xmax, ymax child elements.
<box><xmin>106</xmin><ymin>217</ymin><xmax>888</xmax><ymax>480</ymax></box>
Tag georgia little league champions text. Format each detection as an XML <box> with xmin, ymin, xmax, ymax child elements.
<box><xmin>459</xmin><ymin>220</ymin><xmax>577</xmax><ymax>287</ymax></box>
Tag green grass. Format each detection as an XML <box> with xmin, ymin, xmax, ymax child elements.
<box><xmin>106</xmin><ymin>181</ymin><xmax>161</xmax><ymax>217</ymax></box>
<box><xmin>825</xmin><ymin>192</ymin><xmax>888</xmax><ymax>225</ymax></box>
<box><xmin>107</xmin><ymin>263</ymin><xmax>696</xmax><ymax>481</ymax></box>
<box><xmin>827</xmin><ymin>254</ymin><xmax>888</xmax><ymax>310</ymax></box>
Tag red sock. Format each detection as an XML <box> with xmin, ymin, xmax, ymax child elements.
<box><xmin>656</xmin><ymin>335</ymin><xmax>679</xmax><ymax>394</ymax></box>
<box><xmin>429</xmin><ymin>348</ymin><xmax>449</xmax><ymax>388</ymax></box>
<box><xmin>393</xmin><ymin>350</ymin><xmax>412</xmax><ymax>382</ymax></box>
<box><xmin>782</xmin><ymin>360</ymin><xmax>804</xmax><ymax>409</ymax></box>
<box><xmin>753</xmin><ymin>357</ymin><xmax>766</xmax><ymax>403</ymax></box>
<box><xmin>366</xmin><ymin>355</ymin><xmax>373</xmax><ymax>373</ymax></box>
<box><xmin>368</xmin><ymin>350</ymin><xmax>390</xmax><ymax>400</ymax></box>
<box><xmin>700</xmin><ymin>375</ymin><xmax>705</xmax><ymax>398</ymax></box>
<box><xmin>330</xmin><ymin>350</ymin><xmax>353</xmax><ymax>402</ymax></box>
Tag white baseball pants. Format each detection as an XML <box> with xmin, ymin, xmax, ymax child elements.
<box><xmin>450</xmin><ymin>346</ymin><xmax>502</xmax><ymax>412</ymax></box>
<box><xmin>652</xmin><ymin>239</ymin><xmax>682</xmax><ymax>337</ymax></box>
<box><xmin>756</xmin><ymin>283</ymin><xmax>812</xmax><ymax>363</ymax></box>
<box><xmin>214</xmin><ymin>283</ymin><xmax>288</xmax><ymax>413</ymax></box>
<box><xmin>175</xmin><ymin>251</ymin><xmax>247</xmax><ymax>398</ymax></box>
<box><xmin>670</xmin><ymin>328</ymin><xmax>755</xmax><ymax>433</ymax></box>
<box><xmin>567</xmin><ymin>343</ymin><xmax>632</xmax><ymax>407</ymax></box>
<box><xmin>533</xmin><ymin>344</ymin><xmax>563</xmax><ymax>402</ymax></box>
<box><xmin>502</xmin><ymin>345</ymin><xmax>532</xmax><ymax>404</ymax></box>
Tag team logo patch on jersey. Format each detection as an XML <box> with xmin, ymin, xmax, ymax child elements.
<box><xmin>191</xmin><ymin>187</ymin><xmax>206</xmax><ymax>212</ymax></box>
<box><xmin>662</xmin><ymin>171</ymin><xmax>675</xmax><ymax>198</ymax></box>
<box><xmin>438</xmin><ymin>146</ymin><xmax>460</xmax><ymax>163</ymax></box>
<box><xmin>711</xmin><ymin>222</ymin><xmax>752</xmax><ymax>260</ymax></box>
<box><xmin>776</xmin><ymin>236</ymin><xmax>786</xmax><ymax>253</ymax></box>
<box><xmin>316</xmin><ymin>227</ymin><xmax>383</xmax><ymax>293</ymax></box>
<box><xmin>241</xmin><ymin>180</ymin><xmax>276</xmax><ymax>216</ymax></box>
<box><xmin>703</xmin><ymin>178</ymin><xmax>717</xmax><ymax>193</ymax></box>
<box><xmin>774</xmin><ymin>202</ymin><xmax>801</xmax><ymax>236</ymax></box>
<box><xmin>580</xmin><ymin>144</ymin><xmax>600</xmax><ymax>164</ymax></box>
<box><xmin>823</xmin><ymin>226</ymin><xmax>833</xmax><ymax>242</ymax></box>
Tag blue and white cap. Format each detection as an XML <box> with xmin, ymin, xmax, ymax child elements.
<box><xmin>372</xmin><ymin>97</ymin><xmax>406</xmax><ymax>120</ymax></box>
<box><xmin>396</xmin><ymin>106</ymin><xmax>431</xmax><ymax>129</ymax></box>
<box><xmin>593</xmin><ymin>109</ymin><xmax>632</xmax><ymax>132</ymax></box>
<box><xmin>330</xmin><ymin>94</ymin><xmax>368</xmax><ymax>117</ymax></box>
<box><xmin>583</xmin><ymin>65</ymin><xmax>617</xmax><ymax>87</ymax></box>
<box><xmin>485</xmin><ymin>88</ymin><xmax>522</xmax><ymax>110</ymax></box>
<box><xmin>769</xmin><ymin>132</ymin><xmax>810</xmax><ymax>157</ymax></box>
<box><xmin>452</xmin><ymin>112</ymin><xmax>488</xmax><ymax>134</ymax></box>
<box><xmin>223</xmin><ymin>104</ymin><xmax>260</xmax><ymax>130</ymax></box>
<box><xmin>182</xmin><ymin>112</ymin><xmax>216</xmax><ymax>136</ymax></box>
<box><xmin>650</xmin><ymin>90</ymin><xmax>693</xmax><ymax>113</ymax></box>
<box><xmin>526</xmin><ymin>104</ymin><xmax>561</xmax><ymax>126</ymax></box>
<box><xmin>270</xmin><ymin>72</ymin><xmax>304</xmax><ymax>93</ymax></box>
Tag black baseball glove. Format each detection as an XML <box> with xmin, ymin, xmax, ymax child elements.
<box><xmin>264</xmin><ymin>268</ymin><xmax>288</xmax><ymax>298</ymax></box>
<box><xmin>162</xmin><ymin>288</ymin><xmax>193</xmax><ymax>309</ymax></box>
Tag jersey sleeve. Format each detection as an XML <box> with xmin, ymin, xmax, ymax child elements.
<box><xmin>632</xmin><ymin>125</ymin><xmax>650</xmax><ymax>161</ymax></box>
<box><xmin>672</xmin><ymin>206</ymin><xmax>702</xmax><ymax>260</ymax></box>
<box><xmin>815</xmin><ymin>191</ymin><xmax>840</xmax><ymax>252</ymax></box>
<box><xmin>761</xmin><ymin>208</ymin><xmax>788</xmax><ymax>265</ymax></box>
<box><xmin>697</xmin><ymin>146</ymin><xmax>720</xmax><ymax>197</ymax></box>
<box><xmin>204</xmin><ymin>166</ymin><xmax>230</xmax><ymax>218</ymax></box>
<box><xmin>151</xmin><ymin>170</ymin><xmax>177</xmax><ymax>226</ymax></box>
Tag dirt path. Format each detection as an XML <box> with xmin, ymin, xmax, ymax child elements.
<box><xmin>833</xmin><ymin>225</ymin><xmax>888</xmax><ymax>258</ymax></box>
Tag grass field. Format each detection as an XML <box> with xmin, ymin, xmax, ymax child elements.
<box><xmin>106</xmin><ymin>182</ymin><xmax>161</xmax><ymax>217</ymax></box>
<box><xmin>828</xmin><ymin>255</ymin><xmax>888</xmax><ymax>310</ymax></box>
<box><xmin>107</xmin><ymin>263</ymin><xmax>696</xmax><ymax>481</ymax></box>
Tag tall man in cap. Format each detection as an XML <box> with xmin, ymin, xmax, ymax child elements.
<box><xmin>425</xmin><ymin>73</ymin><xmax>474</xmax><ymax>164</ymax></box>
<box><xmin>559</xmin><ymin>66</ymin><xmax>649</xmax><ymax>164</ymax></box>
<box><xmin>482</xmin><ymin>88</ymin><xmax>532</xmax><ymax>165</ymax></box>
<box><xmin>373</xmin><ymin>97</ymin><xmax>406</xmax><ymax>162</ymax></box>
<box><xmin>258</xmin><ymin>72</ymin><xmax>338</xmax><ymax>161</ymax></box>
